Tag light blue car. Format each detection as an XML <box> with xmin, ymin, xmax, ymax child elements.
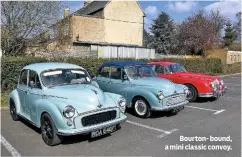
<box><xmin>95</xmin><ymin>61</ymin><xmax>189</xmax><ymax>118</ymax></box>
<box><xmin>8</xmin><ymin>63</ymin><xmax>127</xmax><ymax>146</ymax></box>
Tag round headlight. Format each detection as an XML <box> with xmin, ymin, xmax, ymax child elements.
<box><xmin>157</xmin><ymin>91</ymin><xmax>164</xmax><ymax>99</ymax></box>
<box><xmin>63</xmin><ymin>105</ymin><xmax>75</xmax><ymax>118</ymax></box>
<box><xmin>210</xmin><ymin>82</ymin><xmax>215</xmax><ymax>88</ymax></box>
<box><xmin>118</xmin><ymin>97</ymin><xmax>126</xmax><ymax>113</ymax></box>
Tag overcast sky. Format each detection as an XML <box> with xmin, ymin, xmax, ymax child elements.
<box><xmin>63</xmin><ymin>1</ymin><xmax>241</xmax><ymax>31</ymax></box>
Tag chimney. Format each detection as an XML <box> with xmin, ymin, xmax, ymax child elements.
<box><xmin>63</xmin><ymin>8</ymin><xmax>70</xmax><ymax>18</ymax></box>
<box><xmin>84</xmin><ymin>0</ymin><xmax>93</xmax><ymax>7</ymax></box>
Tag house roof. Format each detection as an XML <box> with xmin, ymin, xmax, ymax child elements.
<box><xmin>99</xmin><ymin>61</ymin><xmax>146</xmax><ymax>69</ymax></box>
<box><xmin>73</xmin><ymin>1</ymin><xmax>109</xmax><ymax>15</ymax></box>
<box><xmin>73</xmin><ymin>1</ymin><xmax>145</xmax><ymax>17</ymax></box>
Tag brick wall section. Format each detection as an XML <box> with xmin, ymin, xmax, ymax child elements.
<box><xmin>71</xmin><ymin>15</ymin><xmax>105</xmax><ymax>43</ymax></box>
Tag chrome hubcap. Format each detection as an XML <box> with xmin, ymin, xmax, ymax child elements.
<box><xmin>186</xmin><ymin>88</ymin><xmax>194</xmax><ymax>100</ymax></box>
<box><xmin>134</xmin><ymin>100</ymin><xmax>147</xmax><ymax>116</ymax></box>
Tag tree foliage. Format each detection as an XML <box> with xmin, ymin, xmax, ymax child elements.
<box><xmin>176</xmin><ymin>10</ymin><xmax>226</xmax><ymax>55</ymax></box>
<box><xmin>223</xmin><ymin>22</ymin><xmax>235</xmax><ymax>47</ymax></box>
<box><xmin>1</xmin><ymin>1</ymin><xmax>62</xmax><ymax>56</ymax></box>
<box><xmin>234</xmin><ymin>12</ymin><xmax>241</xmax><ymax>42</ymax></box>
<box><xmin>149</xmin><ymin>12</ymin><xmax>176</xmax><ymax>54</ymax></box>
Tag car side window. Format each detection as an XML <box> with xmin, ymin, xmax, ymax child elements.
<box><xmin>29</xmin><ymin>70</ymin><xmax>42</xmax><ymax>89</ymax></box>
<box><xmin>110</xmin><ymin>67</ymin><xmax>121</xmax><ymax>80</ymax></box>
<box><xmin>19</xmin><ymin>70</ymin><xmax>28</xmax><ymax>85</ymax></box>
<box><xmin>155</xmin><ymin>65</ymin><xmax>169</xmax><ymax>74</ymax></box>
<box><xmin>99</xmin><ymin>67</ymin><xmax>110</xmax><ymax>78</ymax></box>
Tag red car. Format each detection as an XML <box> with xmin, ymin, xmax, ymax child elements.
<box><xmin>148</xmin><ymin>62</ymin><xmax>227</xmax><ymax>102</ymax></box>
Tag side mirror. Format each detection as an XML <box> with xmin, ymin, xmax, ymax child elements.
<box><xmin>29</xmin><ymin>81</ymin><xmax>35</xmax><ymax>88</ymax></box>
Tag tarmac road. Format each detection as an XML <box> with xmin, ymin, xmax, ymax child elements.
<box><xmin>1</xmin><ymin>74</ymin><xmax>241</xmax><ymax>157</ymax></box>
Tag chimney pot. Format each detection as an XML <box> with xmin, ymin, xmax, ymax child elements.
<box><xmin>64</xmin><ymin>8</ymin><xmax>70</xmax><ymax>18</ymax></box>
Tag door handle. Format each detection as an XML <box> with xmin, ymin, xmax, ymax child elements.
<box><xmin>25</xmin><ymin>91</ymin><xmax>29</xmax><ymax>95</ymax></box>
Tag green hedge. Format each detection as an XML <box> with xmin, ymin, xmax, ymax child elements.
<box><xmin>0</xmin><ymin>56</ymin><xmax>230</xmax><ymax>92</ymax></box>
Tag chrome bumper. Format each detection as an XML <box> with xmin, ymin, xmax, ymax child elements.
<box><xmin>151</xmin><ymin>100</ymin><xmax>189</xmax><ymax>111</ymax></box>
<box><xmin>199</xmin><ymin>86</ymin><xmax>227</xmax><ymax>98</ymax></box>
<box><xmin>57</xmin><ymin>115</ymin><xmax>127</xmax><ymax>136</ymax></box>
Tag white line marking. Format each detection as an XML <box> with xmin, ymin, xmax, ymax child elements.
<box><xmin>1</xmin><ymin>134</ymin><xmax>21</xmax><ymax>157</ymax></box>
<box><xmin>126</xmin><ymin>120</ymin><xmax>174</xmax><ymax>134</ymax></box>
<box><xmin>186</xmin><ymin>105</ymin><xmax>225</xmax><ymax>114</ymax></box>
<box><xmin>157</xmin><ymin>129</ymin><xmax>178</xmax><ymax>138</ymax></box>
<box><xmin>214</xmin><ymin>109</ymin><xmax>225</xmax><ymax>115</ymax></box>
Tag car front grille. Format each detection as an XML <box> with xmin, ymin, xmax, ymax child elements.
<box><xmin>167</xmin><ymin>94</ymin><xmax>186</xmax><ymax>106</ymax></box>
<box><xmin>81</xmin><ymin>110</ymin><xmax>117</xmax><ymax>127</ymax></box>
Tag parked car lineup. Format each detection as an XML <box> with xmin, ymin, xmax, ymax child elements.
<box><xmin>8</xmin><ymin>61</ymin><xmax>226</xmax><ymax>146</ymax></box>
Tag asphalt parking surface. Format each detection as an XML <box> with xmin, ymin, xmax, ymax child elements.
<box><xmin>1</xmin><ymin>74</ymin><xmax>241</xmax><ymax>157</ymax></box>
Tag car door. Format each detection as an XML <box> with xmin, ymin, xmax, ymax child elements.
<box><xmin>25</xmin><ymin>70</ymin><xmax>42</xmax><ymax>123</ymax></box>
<box><xmin>17</xmin><ymin>69</ymin><xmax>29</xmax><ymax>116</ymax></box>
<box><xmin>96</xmin><ymin>66</ymin><xmax>111</xmax><ymax>92</ymax></box>
<box><xmin>107</xmin><ymin>66</ymin><xmax>129</xmax><ymax>99</ymax></box>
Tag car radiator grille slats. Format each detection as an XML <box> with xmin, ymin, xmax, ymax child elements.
<box><xmin>81</xmin><ymin>110</ymin><xmax>117</xmax><ymax>127</ymax></box>
<box><xmin>166</xmin><ymin>94</ymin><xmax>186</xmax><ymax>106</ymax></box>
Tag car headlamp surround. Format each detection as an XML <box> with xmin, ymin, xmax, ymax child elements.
<box><xmin>157</xmin><ymin>91</ymin><xmax>164</xmax><ymax>99</ymax></box>
<box><xmin>63</xmin><ymin>105</ymin><xmax>76</xmax><ymax>118</ymax></box>
<box><xmin>118</xmin><ymin>97</ymin><xmax>126</xmax><ymax>113</ymax></box>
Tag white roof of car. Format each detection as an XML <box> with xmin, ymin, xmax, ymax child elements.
<box><xmin>23</xmin><ymin>62</ymin><xmax>84</xmax><ymax>73</ymax></box>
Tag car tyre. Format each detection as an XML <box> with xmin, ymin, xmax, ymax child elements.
<box><xmin>41</xmin><ymin>113</ymin><xmax>62</xmax><ymax>146</ymax></box>
<box><xmin>185</xmin><ymin>84</ymin><xmax>198</xmax><ymax>102</ymax></box>
<box><xmin>10</xmin><ymin>100</ymin><xmax>19</xmax><ymax>121</ymax></box>
<box><xmin>133</xmin><ymin>97</ymin><xmax>151</xmax><ymax>118</ymax></box>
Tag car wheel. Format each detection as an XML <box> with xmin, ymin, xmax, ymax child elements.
<box><xmin>41</xmin><ymin>113</ymin><xmax>62</xmax><ymax>146</ymax></box>
<box><xmin>185</xmin><ymin>84</ymin><xmax>198</xmax><ymax>102</ymax></box>
<box><xmin>10</xmin><ymin>100</ymin><xmax>19</xmax><ymax>121</ymax></box>
<box><xmin>133</xmin><ymin>98</ymin><xmax>151</xmax><ymax>118</ymax></box>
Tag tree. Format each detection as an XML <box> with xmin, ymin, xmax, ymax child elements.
<box><xmin>223</xmin><ymin>22</ymin><xmax>235</xmax><ymax>47</ymax></box>
<box><xmin>1</xmin><ymin>1</ymin><xmax>62</xmax><ymax>56</ymax></box>
<box><xmin>176</xmin><ymin>10</ymin><xmax>226</xmax><ymax>55</ymax></box>
<box><xmin>143</xmin><ymin>29</ymin><xmax>152</xmax><ymax>48</ymax></box>
<box><xmin>149</xmin><ymin>12</ymin><xmax>175</xmax><ymax>54</ymax></box>
<box><xmin>234</xmin><ymin>12</ymin><xmax>241</xmax><ymax>42</ymax></box>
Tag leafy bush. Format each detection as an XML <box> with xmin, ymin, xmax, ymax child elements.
<box><xmin>1</xmin><ymin>56</ymin><xmax>235</xmax><ymax>92</ymax></box>
<box><xmin>223</xmin><ymin>62</ymin><xmax>241</xmax><ymax>74</ymax></box>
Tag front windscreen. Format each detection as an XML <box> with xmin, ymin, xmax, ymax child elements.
<box><xmin>169</xmin><ymin>64</ymin><xmax>187</xmax><ymax>73</ymax></box>
<box><xmin>125</xmin><ymin>65</ymin><xmax>156</xmax><ymax>79</ymax></box>
<box><xmin>41</xmin><ymin>69</ymin><xmax>91</xmax><ymax>87</ymax></box>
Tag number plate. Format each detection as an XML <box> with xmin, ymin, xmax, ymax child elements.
<box><xmin>91</xmin><ymin>126</ymin><xmax>116</xmax><ymax>138</ymax></box>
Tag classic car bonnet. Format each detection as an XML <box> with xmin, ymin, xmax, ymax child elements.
<box><xmin>44</xmin><ymin>84</ymin><xmax>114</xmax><ymax>111</ymax></box>
<box><xmin>176</xmin><ymin>72</ymin><xmax>218</xmax><ymax>82</ymax></box>
<box><xmin>130</xmin><ymin>77</ymin><xmax>177</xmax><ymax>95</ymax></box>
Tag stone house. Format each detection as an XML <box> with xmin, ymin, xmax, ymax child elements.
<box><xmin>34</xmin><ymin>0</ymin><xmax>148</xmax><ymax>57</ymax></box>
